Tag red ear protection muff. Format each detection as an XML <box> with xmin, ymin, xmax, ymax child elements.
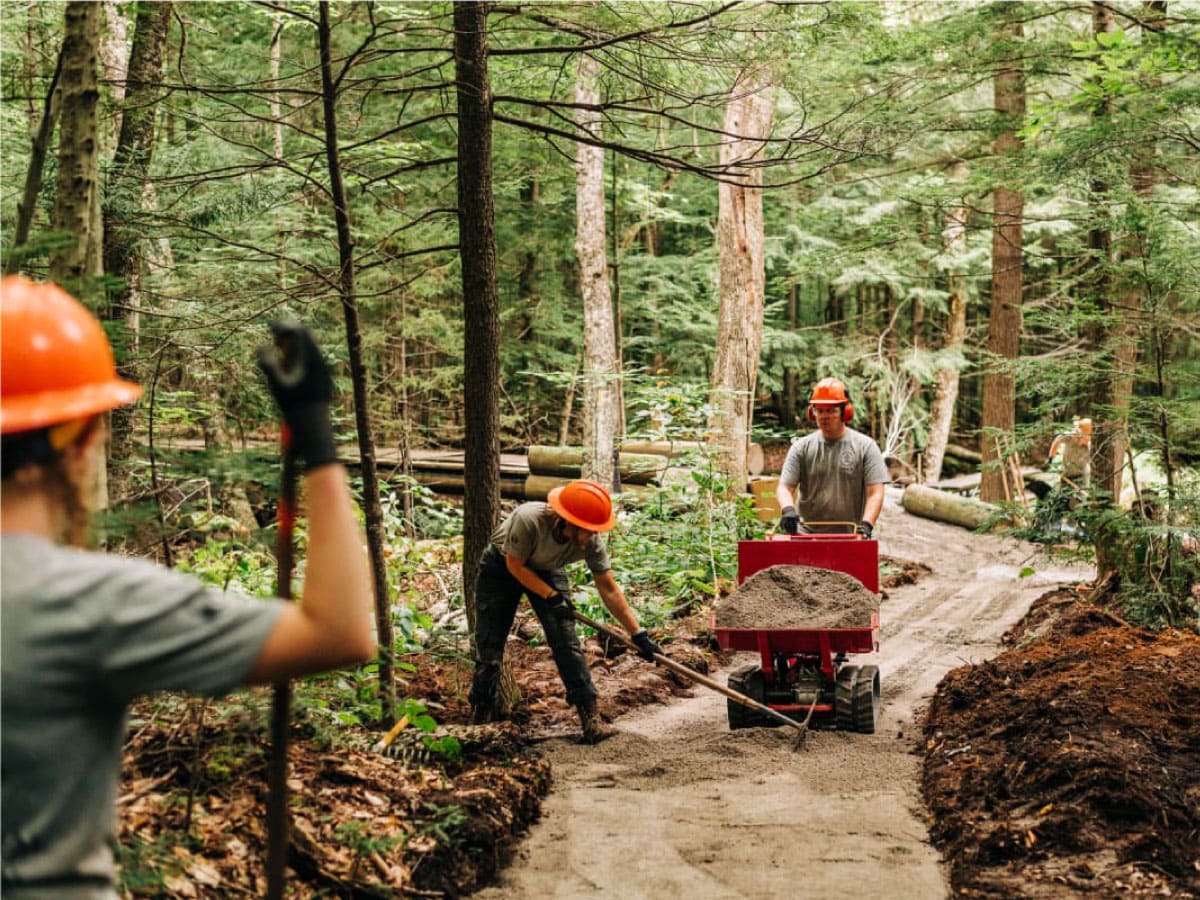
<box><xmin>806</xmin><ymin>401</ymin><xmax>854</xmax><ymax>424</ymax></box>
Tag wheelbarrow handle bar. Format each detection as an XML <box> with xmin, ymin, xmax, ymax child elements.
<box><xmin>571</xmin><ymin>610</ymin><xmax>806</xmax><ymax>735</ymax></box>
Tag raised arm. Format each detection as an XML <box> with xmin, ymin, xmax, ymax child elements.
<box><xmin>245</xmin><ymin>321</ymin><xmax>374</xmax><ymax>683</ymax></box>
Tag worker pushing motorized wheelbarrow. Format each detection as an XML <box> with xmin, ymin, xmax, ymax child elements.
<box><xmin>712</xmin><ymin>376</ymin><xmax>890</xmax><ymax>733</ymax></box>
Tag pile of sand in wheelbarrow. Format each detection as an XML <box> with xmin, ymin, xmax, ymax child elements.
<box><xmin>715</xmin><ymin>565</ymin><xmax>878</xmax><ymax>629</ymax></box>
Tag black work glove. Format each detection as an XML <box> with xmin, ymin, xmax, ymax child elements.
<box><xmin>545</xmin><ymin>590</ymin><xmax>575</xmax><ymax>622</ymax></box>
<box><xmin>631</xmin><ymin>629</ymin><xmax>663</xmax><ymax>662</ymax></box>
<box><xmin>780</xmin><ymin>505</ymin><xmax>801</xmax><ymax>535</ymax></box>
<box><xmin>256</xmin><ymin>319</ymin><xmax>338</xmax><ymax>471</ymax></box>
<box><xmin>857</xmin><ymin>519</ymin><xmax>874</xmax><ymax>539</ymax></box>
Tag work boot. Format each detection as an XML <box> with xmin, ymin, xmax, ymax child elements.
<box><xmin>577</xmin><ymin>702</ymin><xmax>616</xmax><ymax>744</ymax></box>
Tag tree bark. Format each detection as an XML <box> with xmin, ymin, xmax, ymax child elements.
<box><xmin>317</xmin><ymin>2</ymin><xmax>395</xmax><ymax>723</ymax></box>
<box><xmin>922</xmin><ymin>188</ymin><xmax>970</xmax><ymax>483</ymax></box>
<box><xmin>574</xmin><ymin>52</ymin><xmax>619</xmax><ymax>488</ymax></box>
<box><xmin>102</xmin><ymin>0</ymin><xmax>171</xmax><ymax>502</ymax></box>
<box><xmin>49</xmin><ymin>1</ymin><xmax>102</xmax><ymax>292</ymax></box>
<box><xmin>979</xmin><ymin>15</ymin><xmax>1025</xmax><ymax>504</ymax></box>
<box><xmin>454</xmin><ymin>1</ymin><xmax>501</xmax><ymax>631</ymax></box>
<box><xmin>710</xmin><ymin>68</ymin><xmax>775</xmax><ymax>493</ymax></box>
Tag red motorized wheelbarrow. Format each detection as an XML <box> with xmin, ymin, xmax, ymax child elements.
<box><xmin>714</xmin><ymin>530</ymin><xmax>881</xmax><ymax>733</ymax></box>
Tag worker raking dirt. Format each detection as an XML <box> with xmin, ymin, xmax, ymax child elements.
<box><xmin>716</xmin><ymin>565</ymin><xmax>879</xmax><ymax>629</ymax></box>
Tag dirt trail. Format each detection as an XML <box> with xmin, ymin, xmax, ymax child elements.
<box><xmin>475</xmin><ymin>486</ymin><xmax>1093</xmax><ymax>899</ymax></box>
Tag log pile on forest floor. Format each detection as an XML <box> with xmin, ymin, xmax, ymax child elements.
<box><xmin>921</xmin><ymin>587</ymin><xmax>1200</xmax><ymax>898</ymax></box>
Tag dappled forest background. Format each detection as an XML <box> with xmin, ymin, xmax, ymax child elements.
<box><xmin>3</xmin><ymin>1</ymin><xmax>1199</xmax><ymax>628</ymax></box>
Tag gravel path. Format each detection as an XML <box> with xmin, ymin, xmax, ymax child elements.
<box><xmin>475</xmin><ymin>486</ymin><xmax>1092</xmax><ymax>899</ymax></box>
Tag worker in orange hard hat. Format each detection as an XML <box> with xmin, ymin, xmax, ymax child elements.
<box><xmin>1047</xmin><ymin>417</ymin><xmax>1092</xmax><ymax>487</ymax></box>
<box><xmin>775</xmin><ymin>377</ymin><xmax>889</xmax><ymax>538</ymax></box>
<box><xmin>468</xmin><ymin>479</ymin><xmax>662</xmax><ymax>742</ymax></box>
<box><xmin>1</xmin><ymin>275</ymin><xmax>374</xmax><ymax>896</ymax></box>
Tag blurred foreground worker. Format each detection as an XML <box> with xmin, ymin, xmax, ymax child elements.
<box><xmin>775</xmin><ymin>377</ymin><xmax>888</xmax><ymax>537</ymax></box>
<box><xmin>0</xmin><ymin>276</ymin><xmax>374</xmax><ymax>899</ymax></box>
<box><xmin>468</xmin><ymin>479</ymin><xmax>662</xmax><ymax>743</ymax></box>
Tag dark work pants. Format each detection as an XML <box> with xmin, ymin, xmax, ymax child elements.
<box><xmin>469</xmin><ymin>547</ymin><xmax>598</xmax><ymax>711</ymax></box>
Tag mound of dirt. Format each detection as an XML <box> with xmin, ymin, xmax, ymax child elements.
<box><xmin>714</xmin><ymin>564</ymin><xmax>879</xmax><ymax>629</ymax></box>
<box><xmin>921</xmin><ymin>596</ymin><xmax>1200</xmax><ymax>898</ymax></box>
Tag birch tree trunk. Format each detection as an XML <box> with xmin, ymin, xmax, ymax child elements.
<box><xmin>100</xmin><ymin>1</ymin><xmax>128</xmax><ymax>142</ymax></box>
<box><xmin>454</xmin><ymin>1</ymin><xmax>501</xmax><ymax>630</ymax></box>
<box><xmin>270</xmin><ymin>20</ymin><xmax>287</xmax><ymax>294</ymax></box>
<box><xmin>922</xmin><ymin>191</ymin><xmax>970</xmax><ymax>483</ymax></box>
<box><xmin>574</xmin><ymin>52</ymin><xmax>619</xmax><ymax>488</ymax></box>
<box><xmin>50</xmin><ymin>1</ymin><xmax>102</xmax><ymax>291</ymax></box>
<box><xmin>979</xmin><ymin>15</ymin><xmax>1025</xmax><ymax>504</ymax></box>
<box><xmin>710</xmin><ymin>69</ymin><xmax>775</xmax><ymax>493</ymax></box>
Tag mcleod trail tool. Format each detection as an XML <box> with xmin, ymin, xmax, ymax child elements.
<box><xmin>264</xmin><ymin>330</ymin><xmax>303</xmax><ymax>900</ymax></box>
<box><xmin>570</xmin><ymin>610</ymin><xmax>811</xmax><ymax>748</ymax></box>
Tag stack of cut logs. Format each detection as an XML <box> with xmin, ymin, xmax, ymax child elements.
<box><xmin>399</xmin><ymin>441</ymin><xmax>764</xmax><ymax>503</ymax></box>
<box><xmin>524</xmin><ymin>441</ymin><xmax>734</xmax><ymax>501</ymax></box>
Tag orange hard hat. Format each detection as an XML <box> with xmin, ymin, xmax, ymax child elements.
<box><xmin>807</xmin><ymin>377</ymin><xmax>855</xmax><ymax>424</ymax></box>
<box><xmin>548</xmin><ymin>479</ymin><xmax>617</xmax><ymax>532</ymax></box>
<box><xmin>809</xmin><ymin>377</ymin><xmax>850</xmax><ymax>406</ymax></box>
<box><xmin>1</xmin><ymin>275</ymin><xmax>142</xmax><ymax>435</ymax></box>
<box><xmin>1077</xmin><ymin>418</ymin><xmax>1093</xmax><ymax>438</ymax></box>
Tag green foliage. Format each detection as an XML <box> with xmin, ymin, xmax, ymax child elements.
<box><xmin>334</xmin><ymin>820</ymin><xmax>404</xmax><ymax>880</ymax></box>
<box><xmin>415</xmin><ymin>802</ymin><xmax>467</xmax><ymax>845</ymax></box>
<box><xmin>114</xmin><ymin>831</ymin><xmax>192</xmax><ymax>896</ymax></box>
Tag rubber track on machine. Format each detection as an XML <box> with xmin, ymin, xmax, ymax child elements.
<box><xmin>835</xmin><ymin>665</ymin><xmax>859</xmax><ymax>731</ymax></box>
<box><xmin>852</xmin><ymin>664</ymin><xmax>880</xmax><ymax>734</ymax></box>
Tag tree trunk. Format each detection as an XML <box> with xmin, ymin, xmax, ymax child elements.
<box><xmin>102</xmin><ymin>0</ymin><xmax>171</xmax><ymax>503</ymax></box>
<box><xmin>5</xmin><ymin>39</ymin><xmax>63</xmax><ymax>274</ymax></box>
<box><xmin>49</xmin><ymin>1</ymin><xmax>102</xmax><ymax>292</ymax></box>
<box><xmin>979</xmin><ymin>16</ymin><xmax>1025</xmax><ymax>504</ymax></box>
<box><xmin>709</xmin><ymin>69</ymin><xmax>775</xmax><ymax>493</ymax></box>
<box><xmin>574</xmin><ymin>52</ymin><xmax>619</xmax><ymax>488</ymax></box>
<box><xmin>270</xmin><ymin>20</ymin><xmax>287</xmax><ymax>295</ymax></box>
<box><xmin>1085</xmin><ymin>1</ymin><xmax>1147</xmax><ymax>575</ymax></box>
<box><xmin>454</xmin><ymin>1</ymin><xmax>501</xmax><ymax>631</ymax></box>
<box><xmin>922</xmin><ymin>190</ymin><xmax>970</xmax><ymax>483</ymax></box>
<box><xmin>100</xmin><ymin>1</ymin><xmax>129</xmax><ymax>142</ymax></box>
<box><xmin>317</xmin><ymin>2</ymin><xmax>395</xmax><ymax>723</ymax></box>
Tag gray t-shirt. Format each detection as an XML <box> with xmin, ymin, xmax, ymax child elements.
<box><xmin>491</xmin><ymin>502</ymin><xmax>611</xmax><ymax>575</ymax></box>
<box><xmin>779</xmin><ymin>428</ymin><xmax>889</xmax><ymax>531</ymax></box>
<box><xmin>1</xmin><ymin>533</ymin><xmax>283</xmax><ymax>898</ymax></box>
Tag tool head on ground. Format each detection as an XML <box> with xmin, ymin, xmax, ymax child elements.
<box><xmin>572</xmin><ymin>607</ymin><xmax>809</xmax><ymax>751</ymax></box>
<box><xmin>806</xmin><ymin>377</ymin><xmax>854</xmax><ymax>424</ymax></box>
<box><xmin>548</xmin><ymin>479</ymin><xmax>618</xmax><ymax>532</ymax></box>
<box><xmin>0</xmin><ymin>275</ymin><xmax>141</xmax><ymax>438</ymax></box>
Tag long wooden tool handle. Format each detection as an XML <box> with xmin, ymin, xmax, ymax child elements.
<box><xmin>571</xmin><ymin>610</ymin><xmax>805</xmax><ymax>734</ymax></box>
<box><xmin>266</xmin><ymin>428</ymin><xmax>298</xmax><ymax>900</ymax></box>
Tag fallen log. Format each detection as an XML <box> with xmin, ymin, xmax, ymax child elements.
<box><xmin>619</xmin><ymin>440</ymin><xmax>764</xmax><ymax>475</ymax></box>
<box><xmin>527</xmin><ymin>446</ymin><xmax>665</xmax><ymax>484</ymax></box>
<box><xmin>408</xmin><ymin>471</ymin><xmax>527</xmax><ymax>500</ymax></box>
<box><xmin>901</xmin><ymin>483</ymin><xmax>998</xmax><ymax>531</ymax></box>
<box><xmin>523</xmin><ymin>474</ymin><xmax>656</xmax><ymax>503</ymax></box>
<box><xmin>944</xmin><ymin>442</ymin><xmax>982</xmax><ymax>463</ymax></box>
